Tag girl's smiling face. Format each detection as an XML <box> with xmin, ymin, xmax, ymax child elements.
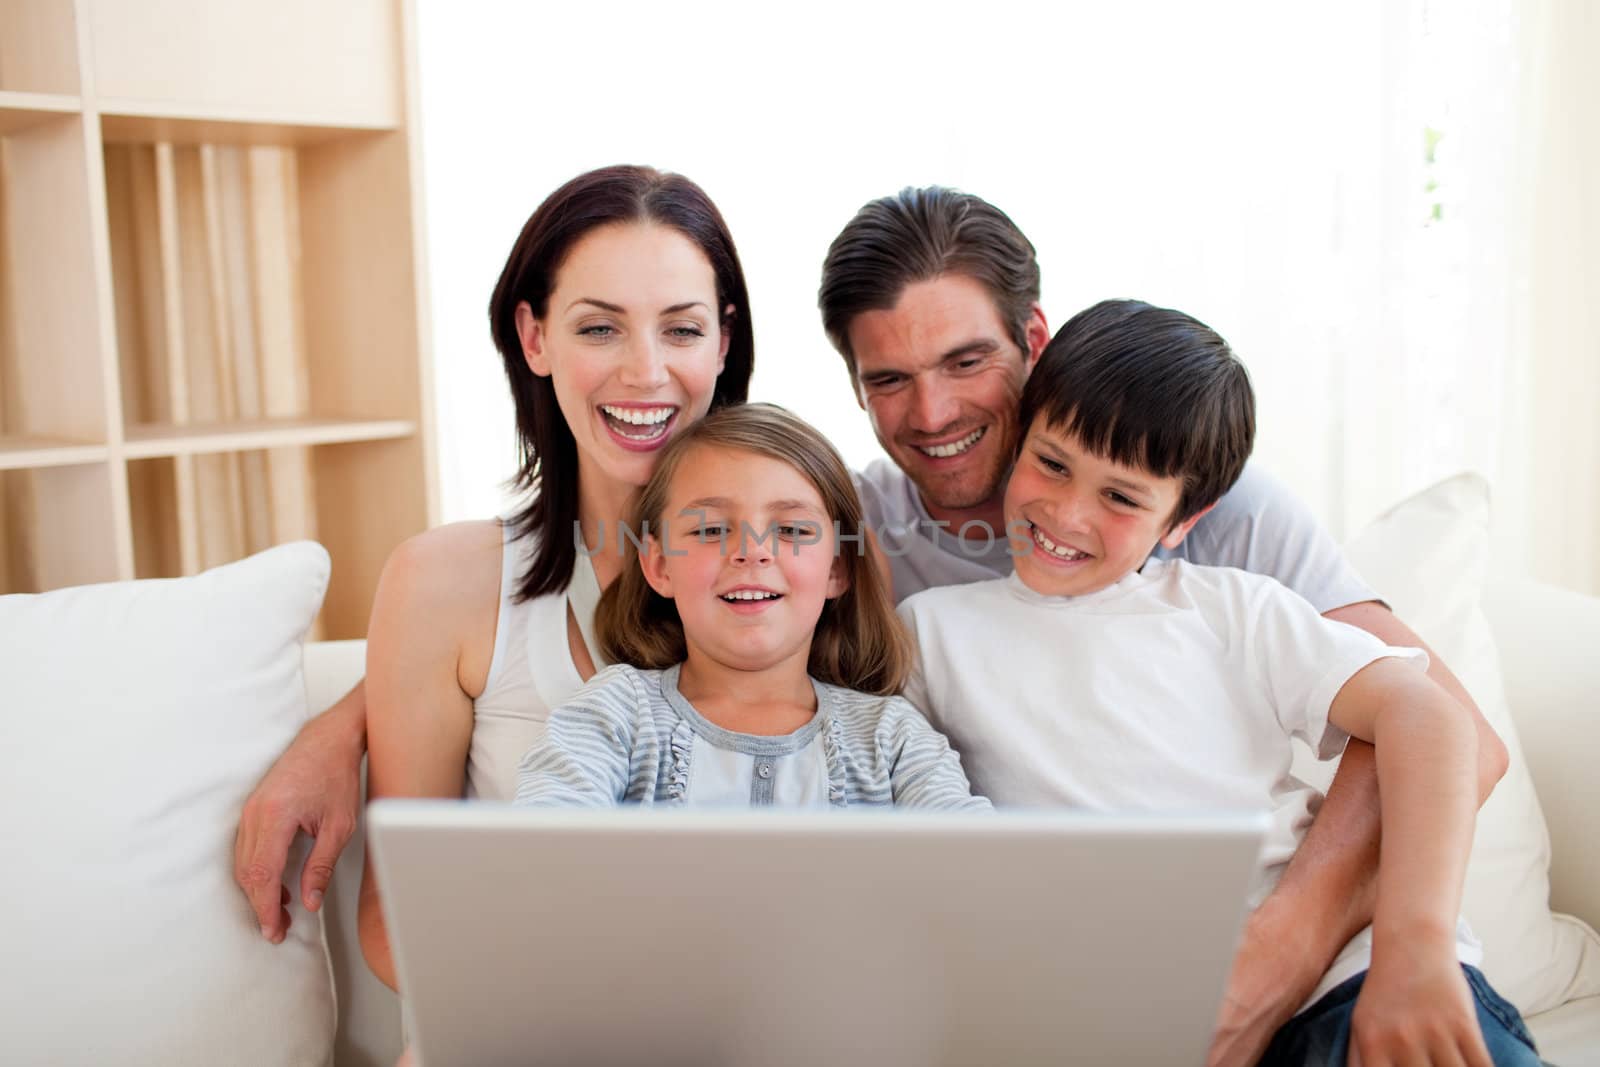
<box><xmin>515</xmin><ymin>221</ymin><xmax>730</xmax><ymax>495</ymax></box>
<box><xmin>640</xmin><ymin>444</ymin><xmax>847</xmax><ymax>677</ymax></box>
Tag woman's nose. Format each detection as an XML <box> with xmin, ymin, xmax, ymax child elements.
<box><xmin>619</xmin><ymin>336</ymin><xmax>670</xmax><ymax>389</ymax></box>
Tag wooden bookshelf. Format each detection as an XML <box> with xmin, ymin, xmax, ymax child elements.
<box><xmin>0</xmin><ymin>0</ymin><xmax>437</xmax><ymax>638</ymax></box>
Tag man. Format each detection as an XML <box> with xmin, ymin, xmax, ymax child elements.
<box><xmin>818</xmin><ymin>187</ymin><xmax>1508</xmax><ymax>1064</ymax></box>
<box><xmin>237</xmin><ymin>184</ymin><xmax>1507</xmax><ymax>1067</ymax></box>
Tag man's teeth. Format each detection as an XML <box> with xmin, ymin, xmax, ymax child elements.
<box><xmin>918</xmin><ymin>428</ymin><xmax>984</xmax><ymax>458</ymax></box>
<box><xmin>601</xmin><ymin>405</ymin><xmax>675</xmax><ymax>426</ymax></box>
<box><xmin>721</xmin><ymin>590</ymin><xmax>781</xmax><ymax>601</ymax></box>
<box><xmin>1031</xmin><ymin>524</ymin><xmax>1088</xmax><ymax>560</ymax></box>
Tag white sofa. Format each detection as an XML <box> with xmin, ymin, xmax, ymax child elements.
<box><xmin>3</xmin><ymin>477</ymin><xmax>1596</xmax><ymax>1065</ymax></box>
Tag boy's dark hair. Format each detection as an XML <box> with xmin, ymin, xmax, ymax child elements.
<box><xmin>1018</xmin><ymin>299</ymin><xmax>1255</xmax><ymax>526</ymax></box>
<box><xmin>817</xmin><ymin>186</ymin><xmax>1040</xmax><ymax>375</ymax></box>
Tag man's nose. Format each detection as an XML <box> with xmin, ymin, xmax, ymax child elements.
<box><xmin>907</xmin><ymin>378</ymin><xmax>958</xmax><ymax>433</ymax></box>
<box><xmin>618</xmin><ymin>335</ymin><xmax>670</xmax><ymax>389</ymax></box>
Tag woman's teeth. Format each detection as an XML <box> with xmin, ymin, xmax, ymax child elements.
<box><xmin>918</xmin><ymin>427</ymin><xmax>984</xmax><ymax>458</ymax></box>
<box><xmin>1031</xmin><ymin>524</ymin><xmax>1088</xmax><ymax>560</ymax></box>
<box><xmin>601</xmin><ymin>405</ymin><xmax>674</xmax><ymax>439</ymax></box>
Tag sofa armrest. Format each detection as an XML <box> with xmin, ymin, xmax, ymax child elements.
<box><xmin>1482</xmin><ymin>578</ymin><xmax>1600</xmax><ymax>931</ymax></box>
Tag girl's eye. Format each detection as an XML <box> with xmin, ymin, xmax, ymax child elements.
<box><xmin>693</xmin><ymin>524</ymin><xmax>727</xmax><ymax>541</ymax></box>
<box><xmin>775</xmin><ymin>523</ymin><xmax>809</xmax><ymax>540</ymax></box>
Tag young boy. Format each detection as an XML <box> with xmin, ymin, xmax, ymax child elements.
<box><xmin>897</xmin><ymin>300</ymin><xmax>1539</xmax><ymax>1065</ymax></box>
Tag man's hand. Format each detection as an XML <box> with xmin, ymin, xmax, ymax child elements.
<box><xmin>234</xmin><ymin>682</ymin><xmax>367</xmax><ymax>942</ymax></box>
<box><xmin>1206</xmin><ymin>892</ymin><xmax>1328</xmax><ymax>1067</ymax></box>
<box><xmin>1350</xmin><ymin>948</ymin><xmax>1491</xmax><ymax>1067</ymax></box>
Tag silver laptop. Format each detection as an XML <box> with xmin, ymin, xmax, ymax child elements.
<box><xmin>367</xmin><ymin>801</ymin><xmax>1267</xmax><ymax>1067</ymax></box>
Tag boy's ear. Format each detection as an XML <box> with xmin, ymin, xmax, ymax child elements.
<box><xmin>638</xmin><ymin>534</ymin><xmax>675</xmax><ymax>598</ymax></box>
<box><xmin>1159</xmin><ymin>502</ymin><xmax>1215</xmax><ymax>550</ymax></box>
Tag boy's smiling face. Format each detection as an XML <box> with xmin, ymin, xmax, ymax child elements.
<box><xmin>1004</xmin><ymin>415</ymin><xmax>1211</xmax><ymax>598</ymax></box>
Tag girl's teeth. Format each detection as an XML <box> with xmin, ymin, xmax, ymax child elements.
<box><xmin>722</xmin><ymin>591</ymin><xmax>779</xmax><ymax>601</ymax></box>
<box><xmin>921</xmin><ymin>428</ymin><xmax>984</xmax><ymax>458</ymax></box>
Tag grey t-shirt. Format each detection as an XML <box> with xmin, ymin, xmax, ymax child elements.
<box><xmin>852</xmin><ymin>459</ymin><xmax>1376</xmax><ymax>613</ymax></box>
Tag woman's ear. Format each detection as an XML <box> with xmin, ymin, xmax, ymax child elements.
<box><xmin>639</xmin><ymin>534</ymin><xmax>674</xmax><ymax>599</ymax></box>
<box><xmin>515</xmin><ymin>301</ymin><xmax>551</xmax><ymax>377</ymax></box>
<box><xmin>717</xmin><ymin>303</ymin><xmax>734</xmax><ymax>376</ymax></box>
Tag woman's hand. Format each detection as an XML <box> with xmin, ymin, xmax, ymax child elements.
<box><xmin>1350</xmin><ymin>949</ymin><xmax>1491</xmax><ymax>1067</ymax></box>
<box><xmin>234</xmin><ymin>681</ymin><xmax>368</xmax><ymax>942</ymax></box>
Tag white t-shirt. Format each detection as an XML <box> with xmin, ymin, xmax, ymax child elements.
<box><xmin>897</xmin><ymin>558</ymin><xmax>1481</xmax><ymax>1010</ymax></box>
<box><xmin>854</xmin><ymin>458</ymin><xmax>1377</xmax><ymax>611</ymax></box>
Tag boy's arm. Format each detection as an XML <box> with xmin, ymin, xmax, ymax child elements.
<box><xmin>1329</xmin><ymin>657</ymin><xmax>1490</xmax><ymax>1067</ymax></box>
<box><xmin>1207</xmin><ymin>599</ymin><xmax>1504</xmax><ymax>1067</ymax></box>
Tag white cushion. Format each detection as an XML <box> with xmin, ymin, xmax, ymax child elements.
<box><xmin>1339</xmin><ymin>473</ymin><xmax>1600</xmax><ymax>1015</ymax></box>
<box><xmin>0</xmin><ymin>543</ymin><xmax>337</xmax><ymax>1066</ymax></box>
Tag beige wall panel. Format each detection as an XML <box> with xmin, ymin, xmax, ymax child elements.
<box><xmin>299</xmin><ymin>132</ymin><xmax>420</xmax><ymax>420</ymax></box>
<box><xmin>87</xmin><ymin>0</ymin><xmax>400</xmax><ymax>126</ymax></box>
<box><xmin>0</xmin><ymin>142</ymin><xmax>12</xmax><ymax>435</ymax></box>
<box><xmin>24</xmin><ymin>464</ymin><xmax>119</xmax><ymax>588</ymax></box>
<box><xmin>0</xmin><ymin>0</ymin><xmax>81</xmax><ymax>94</ymax></box>
<box><xmin>313</xmin><ymin>437</ymin><xmax>427</xmax><ymax>638</ymax></box>
<box><xmin>0</xmin><ymin>468</ymin><xmax>29</xmax><ymax>589</ymax></box>
<box><xmin>0</xmin><ymin>117</ymin><xmax>104</xmax><ymax>440</ymax></box>
<box><xmin>127</xmin><ymin>457</ymin><xmax>181</xmax><ymax>578</ymax></box>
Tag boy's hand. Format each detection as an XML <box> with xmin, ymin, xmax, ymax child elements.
<box><xmin>1350</xmin><ymin>953</ymin><xmax>1491</xmax><ymax>1067</ymax></box>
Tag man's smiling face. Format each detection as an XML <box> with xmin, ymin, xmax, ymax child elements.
<box><xmin>847</xmin><ymin>273</ymin><xmax>1045</xmax><ymax>523</ymax></box>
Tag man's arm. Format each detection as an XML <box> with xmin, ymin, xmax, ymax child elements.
<box><xmin>1205</xmin><ymin>600</ymin><xmax>1507</xmax><ymax>1067</ymax></box>
<box><xmin>233</xmin><ymin>681</ymin><xmax>368</xmax><ymax>943</ymax></box>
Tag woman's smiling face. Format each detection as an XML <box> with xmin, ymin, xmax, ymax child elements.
<box><xmin>516</xmin><ymin>221</ymin><xmax>730</xmax><ymax>493</ymax></box>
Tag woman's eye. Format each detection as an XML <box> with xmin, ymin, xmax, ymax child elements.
<box><xmin>666</xmin><ymin>325</ymin><xmax>706</xmax><ymax>341</ymax></box>
<box><xmin>577</xmin><ymin>324</ymin><xmax>616</xmax><ymax>338</ymax></box>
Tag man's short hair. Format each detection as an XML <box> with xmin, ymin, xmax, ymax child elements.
<box><xmin>1019</xmin><ymin>299</ymin><xmax>1256</xmax><ymax>526</ymax></box>
<box><xmin>818</xmin><ymin>187</ymin><xmax>1041</xmax><ymax>374</ymax></box>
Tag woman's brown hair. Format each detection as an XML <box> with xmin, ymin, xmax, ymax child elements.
<box><xmin>596</xmin><ymin>404</ymin><xmax>912</xmax><ymax>696</ymax></box>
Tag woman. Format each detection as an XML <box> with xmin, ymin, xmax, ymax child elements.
<box><xmin>232</xmin><ymin>165</ymin><xmax>754</xmax><ymax>990</ymax></box>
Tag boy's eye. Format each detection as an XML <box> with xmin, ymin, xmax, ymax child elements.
<box><xmin>1036</xmin><ymin>453</ymin><xmax>1066</xmax><ymax>475</ymax></box>
<box><xmin>1106</xmin><ymin>491</ymin><xmax>1138</xmax><ymax>508</ymax></box>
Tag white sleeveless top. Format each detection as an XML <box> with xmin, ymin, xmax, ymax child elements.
<box><xmin>464</xmin><ymin>522</ymin><xmax>608</xmax><ymax>800</ymax></box>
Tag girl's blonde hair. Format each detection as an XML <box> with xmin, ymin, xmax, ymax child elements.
<box><xmin>596</xmin><ymin>403</ymin><xmax>912</xmax><ymax>695</ymax></box>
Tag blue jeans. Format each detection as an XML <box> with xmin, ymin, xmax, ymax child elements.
<box><xmin>1258</xmin><ymin>965</ymin><xmax>1544</xmax><ymax>1066</ymax></box>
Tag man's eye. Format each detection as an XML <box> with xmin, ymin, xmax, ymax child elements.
<box><xmin>865</xmin><ymin>376</ymin><xmax>903</xmax><ymax>390</ymax></box>
<box><xmin>954</xmin><ymin>358</ymin><xmax>981</xmax><ymax>370</ymax></box>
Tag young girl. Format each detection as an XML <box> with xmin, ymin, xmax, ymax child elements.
<box><xmin>514</xmin><ymin>404</ymin><xmax>989</xmax><ymax>810</ymax></box>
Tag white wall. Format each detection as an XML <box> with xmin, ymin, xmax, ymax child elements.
<box><xmin>414</xmin><ymin>0</ymin><xmax>1561</xmax><ymax>572</ymax></box>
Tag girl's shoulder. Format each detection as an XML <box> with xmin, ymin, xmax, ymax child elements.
<box><xmin>565</xmin><ymin>662</ymin><xmax>670</xmax><ymax>715</ymax></box>
<box><xmin>815</xmin><ymin>681</ymin><xmax>922</xmax><ymax>729</ymax></box>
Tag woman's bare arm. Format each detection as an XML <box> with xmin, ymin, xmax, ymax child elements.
<box><xmin>356</xmin><ymin>521</ymin><xmax>501</xmax><ymax>990</ymax></box>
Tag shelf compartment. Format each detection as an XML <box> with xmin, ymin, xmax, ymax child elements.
<box><xmin>0</xmin><ymin>91</ymin><xmax>81</xmax><ymax>134</ymax></box>
<box><xmin>1</xmin><ymin>463</ymin><xmax>119</xmax><ymax>593</ymax></box>
<box><xmin>99</xmin><ymin>109</ymin><xmax>393</xmax><ymax>149</ymax></box>
<box><xmin>124</xmin><ymin>416</ymin><xmax>415</xmax><ymax>457</ymax></box>
<box><xmin>86</xmin><ymin>0</ymin><xmax>400</xmax><ymax>130</ymax></box>
<box><xmin>0</xmin><ymin>434</ymin><xmax>108</xmax><ymax>470</ymax></box>
<box><xmin>0</xmin><ymin>0</ymin><xmax>81</xmax><ymax>95</ymax></box>
<box><xmin>1</xmin><ymin>111</ymin><xmax>111</xmax><ymax>446</ymax></box>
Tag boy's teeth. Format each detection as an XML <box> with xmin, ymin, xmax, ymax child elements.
<box><xmin>1032</xmin><ymin>524</ymin><xmax>1087</xmax><ymax>560</ymax></box>
<box><xmin>722</xmin><ymin>590</ymin><xmax>780</xmax><ymax>601</ymax></box>
<box><xmin>920</xmin><ymin>428</ymin><xmax>984</xmax><ymax>458</ymax></box>
<box><xmin>601</xmin><ymin>405</ymin><xmax>674</xmax><ymax>426</ymax></box>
